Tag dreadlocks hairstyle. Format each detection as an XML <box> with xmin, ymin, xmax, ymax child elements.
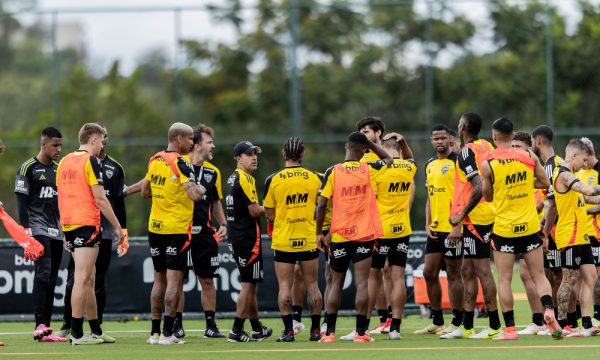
<box><xmin>284</xmin><ymin>137</ymin><xmax>304</xmax><ymax>162</ymax></box>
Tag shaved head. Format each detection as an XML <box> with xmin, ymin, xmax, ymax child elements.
<box><xmin>168</xmin><ymin>122</ymin><xmax>193</xmax><ymax>142</ymax></box>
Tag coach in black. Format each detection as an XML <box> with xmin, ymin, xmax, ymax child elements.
<box><xmin>15</xmin><ymin>127</ymin><xmax>66</xmax><ymax>342</ymax></box>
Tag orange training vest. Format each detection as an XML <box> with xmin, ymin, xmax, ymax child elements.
<box><xmin>58</xmin><ymin>151</ymin><xmax>101</xmax><ymax>227</ymax></box>
<box><xmin>330</xmin><ymin>163</ymin><xmax>383</xmax><ymax>242</ymax></box>
<box><xmin>489</xmin><ymin>147</ymin><xmax>536</xmax><ymax>170</ymax></box>
<box><xmin>148</xmin><ymin>151</ymin><xmax>182</xmax><ymax>177</ymax></box>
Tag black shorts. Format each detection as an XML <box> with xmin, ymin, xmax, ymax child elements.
<box><xmin>462</xmin><ymin>224</ymin><xmax>492</xmax><ymax>259</ymax></box>
<box><xmin>190</xmin><ymin>233</ymin><xmax>220</xmax><ymax>278</ymax></box>
<box><xmin>490</xmin><ymin>232</ymin><xmax>543</xmax><ymax>254</ymax></box>
<box><xmin>544</xmin><ymin>236</ymin><xmax>562</xmax><ymax>269</ymax></box>
<box><xmin>561</xmin><ymin>244</ymin><xmax>595</xmax><ymax>270</ymax></box>
<box><xmin>64</xmin><ymin>226</ymin><xmax>101</xmax><ymax>250</ymax></box>
<box><xmin>328</xmin><ymin>241</ymin><xmax>374</xmax><ymax>273</ymax></box>
<box><xmin>425</xmin><ymin>232</ymin><xmax>463</xmax><ymax>259</ymax></box>
<box><xmin>274</xmin><ymin>249</ymin><xmax>319</xmax><ymax>264</ymax></box>
<box><xmin>589</xmin><ymin>236</ymin><xmax>600</xmax><ymax>266</ymax></box>
<box><xmin>148</xmin><ymin>232</ymin><xmax>191</xmax><ymax>272</ymax></box>
<box><xmin>372</xmin><ymin>236</ymin><xmax>410</xmax><ymax>268</ymax></box>
<box><xmin>233</xmin><ymin>251</ymin><xmax>263</xmax><ymax>283</ymax></box>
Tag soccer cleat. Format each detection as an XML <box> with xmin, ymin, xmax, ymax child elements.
<box><xmin>369</xmin><ymin>322</ymin><xmax>385</xmax><ymax>334</ymax></box>
<box><xmin>517</xmin><ymin>323</ymin><xmax>546</xmax><ymax>335</ymax></box>
<box><xmin>470</xmin><ymin>327</ymin><xmax>502</xmax><ymax>339</ymax></box>
<box><xmin>536</xmin><ymin>329</ymin><xmax>551</xmax><ymax>336</ymax></box>
<box><xmin>158</xmin><ymin>335</ymin><xmax>185</xmax><ymax>345</ymax></box>
<box><xmin>92</xmin><ymin>333</ymin><xmax>116</xmax><ymax>343</ymax></box>
<box><xmin>276</xmin><ymin>330</ymin><xmax>295</xmax><ymax>342</ymax></box>
<box><xmin>33</xmin><ymin>324</ymin><xmax>53</xmax><ymax>341</ymax></box>
<box><xmin>147</xmin><ymin>333</ymin><xmax>160</xmax><ymax>345</ymax></box>
<box><xmin>491</xmin><ymin>327</ymin><xmax>518</xmax><ymax>341</ymax></box>
<box><xmin>39</xmin><ymin>334</ymin><xmax>67</xmax><ymax>342</ymax></box>
<box><xmin>353</xmin><ymin>333</ymin><xmax>375</xmax><ymax>343</ymax></box>
<box><xmin>440</xmin><ymin>326</ymin><xmax>472</xmax><ymax>339</ymax></box>
<box><xmin>0</xmin><ymin>341</ymin><xmax>4</xmax><ymax>346</ymax></box>
<box><xmin>580</xmin><ymin>326</ymin><xmax>600</xmax><ymax>337</ymax></box>
<box><xmin>173</xmin><ymin>326</ymin><xmax>186</xmax><ymax>339</ymax></box>
<box><xmin>70</xmin><ymin>334</ymin><xmax>104</xmax><ymax>345</ymax></box>
<box><xmin>438</xmin><ymin>324</ymin><xmax>459</xmax><ymax>335</ymax></box>
<box><xmin>251</xmin><ymin>324</ymin><xmax>273</xmax><ymax>341</ymax></box>
<box><xmin>562</xmin><ymin>326</ymin><xmax>583</xmax><ymax>338</ymax></box>
<box><xmin>228</xmin><ymin>330</ymin><xmax>257</xmax><ymax>342</ymax></box>
<box><xmin>543</xmin><ymin>309</ymin><xmax>563</xmax><ymax>340</ymax></box>
<box><xmin>340</xmin><ymin>330</ymin><xmax>356</xmax><ymax>341</ymax></box>
<box><xmin>56</xmin><ymin>326</ymin><xmax>70</xmax><ymax>338</ymax></box>
<box><xmin>388</xmin><ymin>330</ymin><xmax>402</xmax><ymax>340</ymax></box>
<box><xmin>318</xmin><ymin>333</ymin><xmax>335</xmax><ymax>343</ymax></box>
<box><xmin>381</xmin><ymin>318</ymin><xmax>392</xmax><ymax>333</ymax></box>
<box><xmin>204</xmin><ymin>327</ymin><xmax>226</xmax><ymax>338</ymax></box>
<box><xmin>292</xmin><ymin>320</ymin><xmax>305</xmax><ymax>335</ymax></box>
<box><xmin>309</xmin><ymin>328</ymin><xmax>322</xmax><ymax>341</ymax></box>
<box><xmin>414</xmin><ymin>324</ymin><xmax>445</xmax><ymax>335</ymax></box>
<box><xmin>320</xmin><ymin>322</ymin><xmax>327</xmax><ymax>335</ymax></box>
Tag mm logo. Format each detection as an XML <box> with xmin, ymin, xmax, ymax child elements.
<box><xmin>341</xmin><ymin>185</ymin><xmax>367</xmax><ymax>197</ymax></box>
<box><xmin>505</xmin><ymin>171</ymin><xmax>527</xmax><ymax>185</ymax></box>
<box><xmin>151</xmin><ymin>174</ymin><xmax>166</xmax><ymax>186</ymax></box>
<box><xmin>390</xmin><ymin>224</ymin><xmax>405</xmax><ymax>234</ymax></box>
<box><xmin>388</xmin><ymin>182</ymin><xmax>410</xmax><ymax>193</ymax></box>
<box><xmin>512</xmin><ymin>223</ymin><xmax>528</xmax><ymax>234</ymax></box>
<box><xmin>286</xmin><ymin>193</ymin><xmax>309</xmax><ymax>205</ymax></box>
<box><xmin>289</xmin><ymin>239</ymin><xmax>307</xmax><ymax>249</ymax></box>
<box><xmin>151</xmin><ymin>221</ymin><xmax>163</xmax><ymax>231</ymax></box>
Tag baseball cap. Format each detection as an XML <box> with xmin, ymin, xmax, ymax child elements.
<box><xmin>233</xmin><ymin>141</ymin><xmax>262</xmax><ymax>157</ymax></box>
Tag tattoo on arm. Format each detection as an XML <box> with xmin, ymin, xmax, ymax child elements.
<box><xmin>462</xmin><ymin>175</ymin><xmax>483</xmax><ymax>217</ymax></box>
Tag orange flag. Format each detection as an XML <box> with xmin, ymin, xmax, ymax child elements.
<box><xmin>0</xmin><ymin>208</ymin><xmax>44</xmax><ymax>261</ymax></box>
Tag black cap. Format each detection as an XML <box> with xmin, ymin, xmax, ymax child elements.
<box><xmin>233</xmin><ymin>141</ymin><xmax>262</xmax><ymax>157</ymax></box>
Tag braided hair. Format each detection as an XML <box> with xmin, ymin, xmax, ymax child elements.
<box><xmin>284</xmin><ymin>137</ymin><xmax>304</xmax><ymax>162</ymax></box>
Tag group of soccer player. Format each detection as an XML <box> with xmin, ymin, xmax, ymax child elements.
<box><xmin>3</xmin><ymin>112</ymin><xmax>600</xmax><ymax>346</ymax></box>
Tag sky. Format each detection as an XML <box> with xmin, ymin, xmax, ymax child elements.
<box><xmin>26</xmin><ymin>0</ymin><xmax>584</xmax><ymax>74</ymax></box>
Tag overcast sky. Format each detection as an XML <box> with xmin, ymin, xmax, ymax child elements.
<box><xmin>32</xmin><ymin>0</ymin><xmax>583</xmax><ymax>74</ymax></box>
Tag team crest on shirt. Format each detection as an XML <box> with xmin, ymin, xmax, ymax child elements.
<box><xmin>589</xmin><ymin>174</ymin><xmax>597</xmax><ymax>185</ymax></box>
<box><xmin>105</xmin><ymin>170</ymin><xmax>113</xmax><ymax>179</ymax></box>
<box><xmin>575</xmin><ymin>257</ymin><xmax>581</xmax><ymax>266</ymax></box>
<box><xmin>204</xmin><ymin>173</ymin><xmax>213</xmax><ymax>183</ymax></box>
<box><xmin>441</xmin><ymin>165</ymin><xmax>450</xmax><ymax>175</ymax></box>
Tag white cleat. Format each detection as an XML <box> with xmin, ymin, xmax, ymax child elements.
<box><xmin>293</xmin><ymin>320</ymin><xmax>305</xmax><ymax>335</ymax></box>
<box><xmin>147</xmin><ymin>333</ymin><xmax>160</xmax><ymax>345</ymax></box>
<box><xmin>517</xmin><ymin>323</ymin><xmax>546</xmax><ymax>335</ymax></box>
<box><xmin>158</xmin><ymin>335</ymin><xmax>185</xmax><ymax>345</ymax></box>
<box><xmin>388</xmin><ymin>330</ymin><xmax>402</xmax><ymax>340</ymax></box>
<box><xmin>340</xmin><ymin>330</ymin><xmax>356</xmax><ymax>341</ymax></box>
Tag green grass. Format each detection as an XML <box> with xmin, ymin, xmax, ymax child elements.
<box><xmin>1</xmin><ymin>302</ymin><xmax>599</xmax><ymax>360</ymax></box>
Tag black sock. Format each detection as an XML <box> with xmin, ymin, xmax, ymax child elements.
<box><xmin>532</xmin><ymin>312</ymin><xmax>544</xmax><ymax>327</ymax></box>
<box><xmin>488</xmin><ymin>309</ymin><xmax>501</xmax><ymax>330</ymax></box>
<box><xmin>310</xmin><ymin>314</ymin><xmax>321</xmax><ymax>332</ymax></box>
<box><xmin>387</xmin><ymin>306</ymin><xmax>393</xmax><ymax>319</ymax></box>
<box><xmin>292</xmin><ymin>305</ymin><xmax>302</xmax><ymax>323</ymax></box>
<box><xmin>356</xmin><ymin>314</ymin><xmax>367</xmax><ymax>336</ymax></box>
<box><xmin>567</xmin><ymin>312</ymin><xmax>578</xmax><ymax>328</ymax></box>
<box><xmin>463</xmin><ymin>311</ymin><xmax>475</xmax><ymax>330</ymax></box>
<box><xmin>151</xmin><ymin>319</ymin><xmax>161</xmax><ymax>335</ymax></box>
<box><xmin>502</xmin><ymin>310</ymin><xmax>515</xmax><ymax>328</ymax></box>
<box><xmin>71</xmin><ymin>317</ymin><xmax>84</xmax><ymax>339</ymax></box>
<box><xmin>451</xmin><ymin>309</ymin><xmax>463</xmax><ymax>327</ymax></box>
<box><xmin>233</xmin><ymin>317</ymin><xmax>245</xmax><ymax>333</ymax></box>
<box><xmin>88</xmin><ymin>319</ymin><xmax>102</xmax><ymax>336</ymax></box>
<box><xmin>432</xmin><ymin>309</ymin><xmax>444</xmax><ymax>326</ymax></box>
<box><xmin>281</xmin><ymin>314</ymin><xmax>293</xmax><ymax>332</ymax></box>
<box><xmin>250</xmin><ymin>318</ymin><xmax>261</xmax><ymax>332</ymax></box>
<box><xmin>595</xmin><ymin>305</ymin><xmax>600</xmax><ymax>320</ymax></box>
<box><xmin>323</xmin><ymin>311</ymin><xmax>327</xmax><ymax>324</ymax></box>
<box><xmin>163</xmin><ymin>315</ymin><xmax>175</xmax><ymax>337</ymax></box>
<box><xmin>558</xmin><ymin>318</ymin><xmax>568</xmax><ymax>328</ymax></box>
<box><xmin>326</xmin><ymin>313</ymin><xmax>337</xmax><ymax>335</ymax></box>
<box><xmin>390</xmin><ymin>318</ymin><xmax>401</xmax><ymax>332</ymax></box>
<box><xmin>540</xmin><ymin>295</ymin><xmax>553</xmax><ymax>310</ymax></box>
<box><xmin>175</xmin><ymin>312</ymin><xmax>183</xmax><ymax>326</ymax></box>
<box><xmin>34</xmin><ymin>314</ymin><xmax>45</xmax><ymax>327</ymax></box>
<box><xmin>377</xmin><ymin>309</ymin><xmax>387</xmax><ymax>324</ymax></box>
<box><xmin>205</xmin><ymin>311</ymin><xmax>216</xmax><ymax>328</ymax></box>
<box><xmin>365</xmin><ymin>317</ymin><xmax>371</xmax><ymax>329</ymax></box>
<box><xmin>582</xmin><ymin>316</ymin><xmax>593</xmax><ymax>329</ymax></box>
<box><xmin>576</xmin><ymin>304</ymin><xmax>582</xmax><ymax>320</ymax></box>
<box><xmin>554</xmin><ymin>307</ymin><xmax>559</xmax><ymax>318</ymax></box>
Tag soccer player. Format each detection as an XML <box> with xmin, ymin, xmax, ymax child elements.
<box><xmin>184</xmin><ymin>123</ymin><xmax>227</xmax><ymax>338</ymax></box>
<box><xmin>58</xmin><ymin>125</ymin><xmax>126</xmax><ymax>342</ymax></box>
<box><xmin>579</xmin><ymin>137</ymin><xmax>600</xmax><ymax>323</ymax></box>
<box><xmin>15</xmin><ymin>127</ymin><xmax>66</xmax><ymax>342</ymax></box>
<box><xmin>264</xmin><ymin>137</ymin><xmax>323</xmax><ymax>342</ymax></box>
<box><xmin>551</xmin><ymin>139</ymin><xmax>600</xmax><ymax>336</ymax></box>
<box><xmin>444</xmin><ymin>113</ymin><xmax>501</xmax><ymax>339</ymax></box>
<box><xmin>370</xmin><ymin>135</ymin><xmax>416</xmax><ymax>339</ymax></box>
<box><xmin>143</xmin><ymin>122</ymin><xmax>204</xmax><ymax>345</ymax></box>
<box><xmin>532</xmin><ymin>125</ymin><xmax>563</xmax><ymax>311</ymax></box>
<box><xmin>512</xmin><ymin>132</ymin><xmax>548</xmax><ymax>335</ymax></box>
<box><xmin>480</xmin><ymin>117</ymin><xmax>561</xmax><ymax>340</ymax></box>
<box><xmin>56</xmin><ymin>123</ymin><xmax>125</xmax><ymax>345</ymax></box>
<box><xmin>415</xmin><ymin>125</ymin><xmax>464</xmax><ymax>336</ymax></box>
<box><xmin>226</xmin><ymin>141</ymin><xmax>272</xmax><ymax>342</ymax></box>
<box><xmin>316</xmin><ymin>131</ymin><xmax>392</xmax><ymax>344</ymax></box>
